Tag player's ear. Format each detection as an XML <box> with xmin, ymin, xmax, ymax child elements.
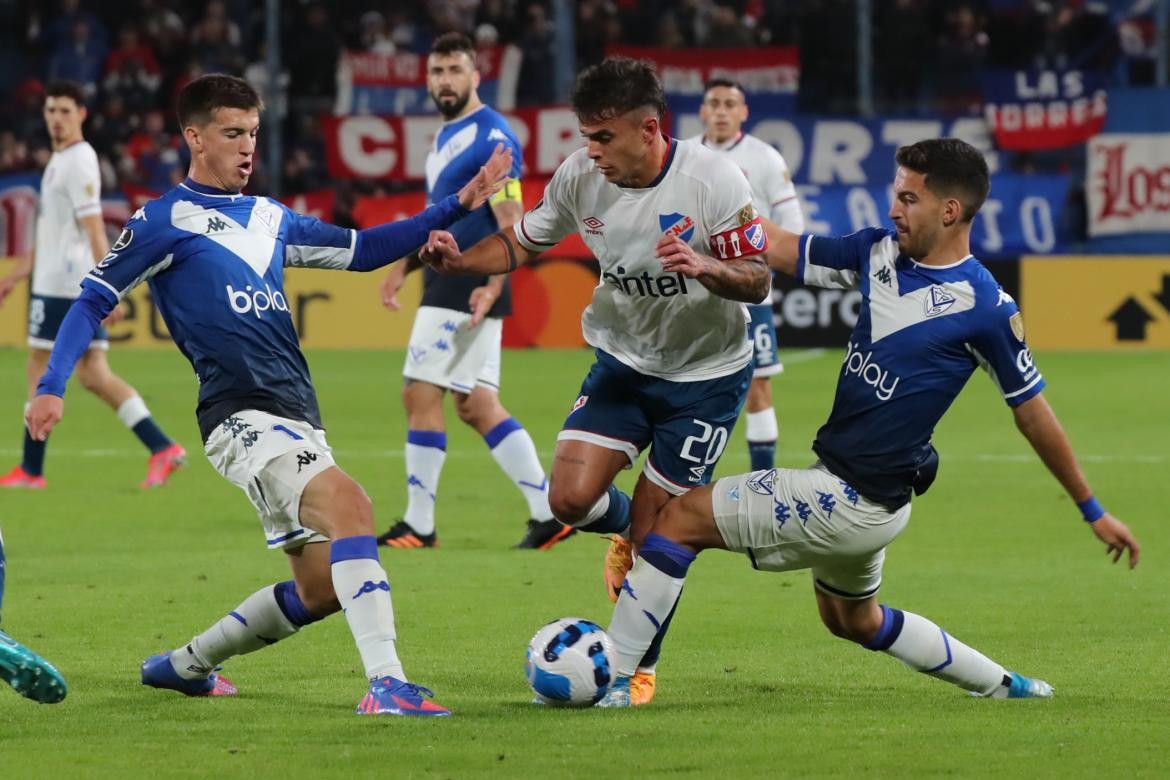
<box><xmin>183</xmin><ymin>125</ymin><xmax>201</xmax><ymax>153</ymax></box>
<box><xmin>472</xmin><ymin>69</ymin><xmax>481</xmax><ymax>90</ymax></box>
<box><xmin>942</xmin><ymin>197</ymin><xmax>962</xmax><ymax>228</ymax></box>
<box><xmin>642</xmin><ymin>113</ymin><xmax>659</xmax><ymax>143</ymax></box>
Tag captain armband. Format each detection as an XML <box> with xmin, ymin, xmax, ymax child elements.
<box><xmin>708</xmin><ymin>216</ymin><xmax>768</xmax><ymax>261</ymax></box>
<box><xmin>489</xmin><ymin>178</ymin><xmax>523</xmax><ymax>206</ymax></box>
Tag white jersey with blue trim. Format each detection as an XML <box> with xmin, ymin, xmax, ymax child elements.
<box><xmin>32</xmin><ymin>141</ymin><xmax>103</xmax><ymax>298</ymax></box>
<box><xmin>515</xmin><ymin>139</ymin><xmax>761</xmax><ymax>381</ymax></box>
<box><xmin>798</xmin><ymin>227</ymin><xmax>1044</xmax><ymax>508</ymax></box>
<box><xmin>83</xmin><ymin>179</ymin><xmax>357</xmax><ymax>440</ymax></box>
<box><xmin>689</xmin><ymin>131</ymin><xmax>804</xmax><ymax>233</ymax></box>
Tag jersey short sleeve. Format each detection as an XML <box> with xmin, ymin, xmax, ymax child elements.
<box><xmin>83</xmin><ymin>203</ymin><xmax>175</xmax><ymax>301</ymax></box>
<box><xmin>282</xmin><ymin>205</ymin><xmax>357</xmax><ymax>269</ymax></box>
<box><xmin>514</xmin><ymin>160</ymin><xmax>576</xmax><ymax>252</ymax></box>
<box><xmin>66</xmin><ymin>148</ymin><xmax>102</xmax><ymax>218</ymax></box>
<box><xmin>762</xmin><ymin>150</ymin><xmax>802</xmax><ymax>232</ymax></box>
<box><xmin>967</xmin><ymin>292</ymin><xmax>1046</xmax><ymax>407</ymax></box>
<box><xmin>704</xmin><ymin>156</ymin><xmax>768</xmax><ymax>263</ymax></box>
<box><xmin>798</xmin><ymin>227</ymin><xmax>892</xmax><ymax>290</ymax></box>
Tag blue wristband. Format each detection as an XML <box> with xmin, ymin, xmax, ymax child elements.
<box><xmin>1076</xmin><ymin>496</ymin><xmax>1105</xmax><ymax>523</ymax></box>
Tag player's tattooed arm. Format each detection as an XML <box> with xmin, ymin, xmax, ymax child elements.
<box><xmin>656</xmin><ymin>234</ymin><xmax>771</xmax><ymax>303</ymax></box>
<box><xmin>420</xmin><ymin>228</ymin><xmax>538</xmax><ymax>275</ymax></box>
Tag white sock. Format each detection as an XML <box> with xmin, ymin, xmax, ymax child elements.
<box><xmin>872</xmin><ymin>607</ymin><xmax>1006</xmax><ymax>695</ymax></box>
<box><xmin>745</xmin><ymin>408</ymin><xmax>778</xmax><ymax>442</ymax></box>
<box><xmin>331</xmin><ymin>535</ymin><xmax>405</xmax><ymax>681</ymax></box>
<box><xmin>404</xmin><ymin>431</ymin><xmax>446</xmax><ymax>536</ymax></box>
<box><xmin>608</xmin><ymin>557</ymin><xmax>686</xmax><ymax>678</ymax></box>
<box><xmin>171</xmin><ymin>583</ymin><xmax>304</xmax><ymax>680</ymax></box>
<box><xmin>116</xmin><ymin>395</ymin><xmax>151</xmax><ymax>428</ymax></box>
<box><xmin>484</xmin><ymin>419</ymin><xmax>552</xmax><ymax>520</ymax></box>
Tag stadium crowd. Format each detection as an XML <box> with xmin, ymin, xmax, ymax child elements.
<box><xmin>0</xmin><ymin>0</ymin><xmax>1164</xmax><ymax>200</ymax></box>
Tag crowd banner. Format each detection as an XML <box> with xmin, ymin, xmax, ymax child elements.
<box><xmin>322</xmin><ymin>107</ymin><xmax>582</xmax><ymax>181</ymax></box>
<box><xmin>1086</xmin><ymin>133</ymin><xmax>1170</xmax><ymax>237</ymax></box>
<box><xmin>1021</xmin><ymin>256</ymin><xmax>1170</xmax><ymax>349</ymax></box>
<box><xmin>335</xmin><ymin>45</ymin><xmax>521</xmax><ymax>115</ymax></box>
<box><xmin>981</xmin><ymin>68</ymin><xmax>1108</xmax><ymax>150</ymax></box>
<box><xmin>607</xmin><ymin>44</ymin><xmax>799</xmax><ymax>117</ymax></box>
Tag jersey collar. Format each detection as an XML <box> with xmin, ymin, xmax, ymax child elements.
<box><xmin>620</xmin><ymin>136</ymin><xmax>677</xmax><ymax>190</ymax></box>
<box><xmin>702</xmin><ymin>131</ymin><xmax>744</xmax><ymax>152</ymax></box>
<box><xmin>180</xmin><ymin>178</ymin><xmax>245</xmax><ymax>198</ymax></box>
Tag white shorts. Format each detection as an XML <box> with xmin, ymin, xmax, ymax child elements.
<box><xmin>711</xmin><ymin>463</ymin><xmax>911</xmax><ymax>599</ymax></box>
<box><xmin>403</xmin><ymin>306</ymin><xmax>501</xmax><ymax>394</ymax></box>
<box><xmin>203</xmin><ymin>410</ymin><xmax>337</xmax><ymax>551</ymax></box>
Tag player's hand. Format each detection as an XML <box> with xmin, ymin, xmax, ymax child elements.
<box><xmin>456</xmin><ymin>143</ymin><xmax>513</xmax><ymax>211</ymax></box>
<box><xmin>0</xmin><ymin>276</ymin><xmax>17</xmax><ymax>307</ymax></box>
<box><xmin>468</xmin><ymin>285</ymin><xmax>497</xmax><ymax>328</ymax></box>
<box><xmin>381</xmin><ymin>268</ymin><xmax>405</xmax><ymax>311</ymax></box>
<box><xmin>26</xmin><ymin>394</ymin><xmax>64</xmax><ymax>442</ymax></box>
<box><xmin>657</xmin><ymin>233</ymin><xmax>717</xmax><ymax>278</ymax></box>
<box><xmin>102</xmin><ymin>302</ymin><xmax>126</xmax><ymax>326</ymax></box>
<box><xmin>420</xmin><ymin>230</ymin><xmax>464</xmax><ymax>273</ymax></box>
<box><xmin>1089</xmin><ymin>512</ymin><xmax>1140</xmax><ymax>569</ymax></box>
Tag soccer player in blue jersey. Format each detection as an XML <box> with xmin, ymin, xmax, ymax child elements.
<box><xmin>25</xmin><ymin>74</ymin><xmax>512</xmax><ymax>716</ymax></box>
<box><xmin>0</xmin><ymin>528</ymin><xmax>68</xmax><ymax>703</ymax></box>
<box><xmin>597</xmin><ymin>138</ymin><xmax>1140</xmax><ymax>706</ymax></box>
<box><xmin>376</xmin><ymin>33</ymin><xmax>566</xmax><ymax>551</ymax></box>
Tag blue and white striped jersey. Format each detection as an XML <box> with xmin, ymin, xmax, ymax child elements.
<box><xmin>84</xmin><ymin>178</ymin><xmax>358</xmax><ymax>440</ymax></box>
<box><xmin>798</xmin><ymin>227</ymin><xmax>1044</xmax><ymax>508</ymax></box>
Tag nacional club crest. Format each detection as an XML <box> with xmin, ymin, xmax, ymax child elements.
<box><xmin>659</xmin><ymin>212</ymin><xmax>696</xmax><ymax>242</ymax></box>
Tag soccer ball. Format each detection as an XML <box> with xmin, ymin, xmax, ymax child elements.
<box><xmin>525</xmin><ymin>617</ymin><xmax>616</xmax><ymax>707</ymax></box>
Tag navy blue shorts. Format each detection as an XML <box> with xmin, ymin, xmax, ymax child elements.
<box><xmin>27</xmin><ymin>294</ymin><xmax>109</xmax><ymax>350</ymax></box>
<box><xmin>558</xmin><ymin>350</ymin><xmax>751</xmax><ymax>495</ymax></box>
<box><xmin>747</xmin><ymin>303</ymin><xmax>781</xmax><ymax>378</ymax></box>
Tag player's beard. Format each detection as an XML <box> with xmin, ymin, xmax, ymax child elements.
<box><xmin>432</xmin><ymin>88</ymin><xmax>471</xmax><ymax>120</ymax></box>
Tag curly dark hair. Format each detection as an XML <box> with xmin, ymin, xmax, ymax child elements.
<box><xmin>895</xmin><ymin>138</ymin><xmax>990</xmax><ymax>223</ymax></box>
<box><xmin>177</xmin><ymin>74</ymin><xmax>264</xmax><ymax>129</ymax></box>
<box><xmin>431</xmin><ymin>31</ymin><xmax>477</xmax><ymax>64</ymax></box>
<box><xmin>570</xmin><ymin>56</ymin><xmax>666</xmax><ymax>124</ymax></box>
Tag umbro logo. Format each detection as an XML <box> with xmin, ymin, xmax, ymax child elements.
<box><xmin>873</xmin><ymin>267</ymin><xmax>893</xmax><ymax>286</ymax></box>
<box><xmin>206</xmin><ymin>216</ymin><xmax>229</xmax><ymax>233</ymax></box>
<box><xmin>688</xmin><ymin>465</ymin><xmax>707</xmax><ymax>482</ymax></box>
<box><xmin>583</xmin><ymin>216</ymin><xmax>604</xmax><ymax>235</ymax></box>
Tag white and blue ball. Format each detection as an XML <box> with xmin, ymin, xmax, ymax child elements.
<box><xmin>525</xmin><ymin>617</ymin><xmax>616</xmax><ymax>707</ymax></box>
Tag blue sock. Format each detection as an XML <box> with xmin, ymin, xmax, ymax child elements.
<box><xmin>635</xmin><ymin>533</ymin><xmax>696</xmax><ymax>671</ymax></box>
<box><xmin>578</xmin><ymin>484</ymin><xmax>631</xmax><ymax>535</ymax></box>
<box><xmin>21</xmin><ymin>428</ymin><xmax>47</xmax><ymax>477</ymax></box>
<box><xmin>748</xmin><ymin>440</ymin><xmax>776</xmax><ymax>471</ymax></box>
<box><xmin>273</xmin><ymin>580</ymin><xmax>322</xmax><ymax>627</ymax></box>
<box><xmin>132</xmin><ymin>417</ymin><xmax>172</xmax><ymax>453</ymax></box>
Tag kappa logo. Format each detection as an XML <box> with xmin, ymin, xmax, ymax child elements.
<box><xmin>659</xmin><ymin>212</ymin><xmax>696</xmax><ymax>242</ymax></box>
<box><xmin>352</xmin><ymin>580</ymin><xmax>391</xmax><ymax>599</ymax></box>
<box><xmin>295</xmin><ymin>450</ymin><xmax>318</xmax><ymax>473</ymax></box>
<box><xmin>206</xmin><ymin>215</ymin><xmax>229</xmax><ymax>233</ymax></box>
<box><xmin>997</xmin><ymin>288</ymin><xmax>1015</xmax><ymax>307</ymax></box>
<box><xmin>924</xmin><ymin>285</ymin><xmax>956</xmax><ymax>317</ymax></box>
<box><xmin>746</xmin><ymin>469</ymin><xmax>775</xmax><ymax>496</ymax></box>
<box><xmin>571</xmin><ymin>395</ymin><xmax>588</xmax><ymax>413</ymax></box>
<box><xmin>131</xmin><ymin>206</ymin><xmax>147</xmax><ymax>222</ymax></box>
<box><xmin>873</xmin><ymin>266</ymin><xmax>893</xmax><ymax>287</ymax></box>
<box><xmin>688</xmin><ymin>465</ymin><xmax>707</xmax><ymax>482</ymax></box>
<box><xmin>727</xmin><ymin>484</ymin><xmax>741</xmax><ymax>502</ymax></box>
<box><xmin>488</xmin><ymin>127</ymin><xmax>509</xmax><ymax>142</ymax></box>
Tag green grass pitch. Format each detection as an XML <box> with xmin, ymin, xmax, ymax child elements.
<box><xmin>0</xmin><ymin>347</ymin><xmax>1166</xmax><ymax>777</ymax></box>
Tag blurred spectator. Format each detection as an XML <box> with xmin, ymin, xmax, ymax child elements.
<box><xmin>934</xmin><ymin>4</ymin><xmax>988</xmax><ymax>115</ymax></box>
<box><xmin>287</xmin><ymin>3</ymin><xmax>341</xmax><ymax>113</ymax></box>
<box><xmin>47</xmin><ymin>18</ymin><xmax>107</xmax><ymax>99</ymax></box>
<box><xmin>359</xmin><ymin>11</ymin><xmax>397</xmax><ymax>55</ymax></box>
<box><xmin>515</xmin><ymin>2</ymin><xmax>557</xmax><ymax>106</ymax></box>
<box><xmin>104</xmin><ymin>24</ymin><xmax>162</xmax><ymax>111</ymax></box>
<box><xmin>875</xmin><ymin>0</ymin><xmax>932</xmax><ymax>114</ymax></box>
<box><xmin>191</xmin><ymin>9</ymin><xmax>246</xmax><ymax>74</ymax></box>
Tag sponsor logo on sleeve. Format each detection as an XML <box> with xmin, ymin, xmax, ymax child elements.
<box><xmin>111</xmin><ymin>228</ymin><xmax>134</xmax><ymax>251</ymax></box>
<box><xmin>737</xmin><ymin>203</ymin><xmax>756</xmax><ymax>225</ymax></box>
<box><xmin>1010</xmin><ymin>311</ymin><xmax>1025</xmax><ymax>341</ymax></box>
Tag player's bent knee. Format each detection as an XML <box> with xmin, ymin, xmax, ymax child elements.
<box><xmin>297</xmin><ymin>579</ymin><xmax>340</xmax><ymax>617</ymax></box>
<box><xmin>652</xmin><ymin>492</ymin><xmax>718</xmax><ymax>550</ymax></box>
<box><xmin>548</xmin><ymin>485</ymin><xmax>597</xmax><ymax>527</ymax></box>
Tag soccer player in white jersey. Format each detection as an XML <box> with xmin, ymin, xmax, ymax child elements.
<box><xmin>375</xmin><ymin>33</ymin><xmax>564</xmax><ymax>551</ymax></box>
<box><xmin>420</xmin><ymin>57</ymin><xmax>772</xmax><ymax>704</ymax></box>
<box><xmin>595</xmin><ymin>138</ymin><xmax>1141</xmax><ymax>706</ymax></box>
<box><xmin>0</xmin><ymin>80</ymin><xmax>185</xmax><ymax>490</ymax></box>
<box><xmin>25</xmin><ymin>75</ymin><xmax>512</xmax><ymax>715</ymax></box>
<box><xmin>695</xmin><ymin>78</ymin><xmax>804</xmax><ymax>472</ymax></box>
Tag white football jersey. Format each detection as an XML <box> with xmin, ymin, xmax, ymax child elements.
<box><xmin>32</xmin><ymin>141</ymin><xmax>102</xmax><ymax>298</ymax></box>
<box><xmin>692</xmin><ymin>131</ymin><xmax>804</xmax><ymax>233</ymax></box>
<box><xmin>515</xmin><ymin>140</ymin><xmax>762</xmax><ymax>381</ymax></box>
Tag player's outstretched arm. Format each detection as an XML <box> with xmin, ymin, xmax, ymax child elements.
<box><xmin>759</xmin><ymin>217</ymin><xmax>802</xmax><ymax>276</ymax></box>
<box><xmin>455</xmin><ymin>143</ymin><xmax>513</xmax><ymax>211</ymax></box>
<box><xmin>420</xmin><ymin>228</ymin><xmax>538</xmax><ymax>276</ymax></box>
<box><xmin>1012</xmin><ymin>393</ymin><xmax>1140</xmax><ymax>568</ymax></box>
<box><xmin>657</xmin><ymin>234</ymin><xmax>771</xmax><ymax>303</ymax></box>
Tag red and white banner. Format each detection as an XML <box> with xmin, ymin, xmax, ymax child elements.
<box><xmin>982</xmin><ymin>69</ymin><xmax>1108</xmax><ymax>151</ymax></box>
<box><xmin>322</xmin><ymin>107</ymin><xmax>585</xmax><ymax>181</ymax></box>
<box><xmin>1087</xmin><ymin>133</ymin><xmax>1170</xmax><ymax>236</ymax></box>
<box><xmin>608</xmin><ymin>45</ymin><xmax>799</xmax><ymax>101</ymax></box>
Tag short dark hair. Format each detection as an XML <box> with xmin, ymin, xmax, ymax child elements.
<box><xmin>895</xmin><ymin>138</ymin><xmax>989</xmax><ymax>222</ymax></box>
<box><xmin>703</xmin><ymin>78</ymin><xmax>746</xmax><ymax>97</ymax></box>
<box><xmin>571</xmin><ymin>56</ymin><xmax>667</xmax><ymax>124</ymax></box>
<box><xmin>177</xmin><ymin>74</ymin><xmax>264</xmax><ymax>130</ymax></box>
<box><xmin>45</xmin><ymin>80</ymin><xmax>86</xmax><ymax>108</ymax></box>
<box><xmin>431</xmin><ymin>31</ymin><xmax>476</xmax><ymax>64</ymax></box>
